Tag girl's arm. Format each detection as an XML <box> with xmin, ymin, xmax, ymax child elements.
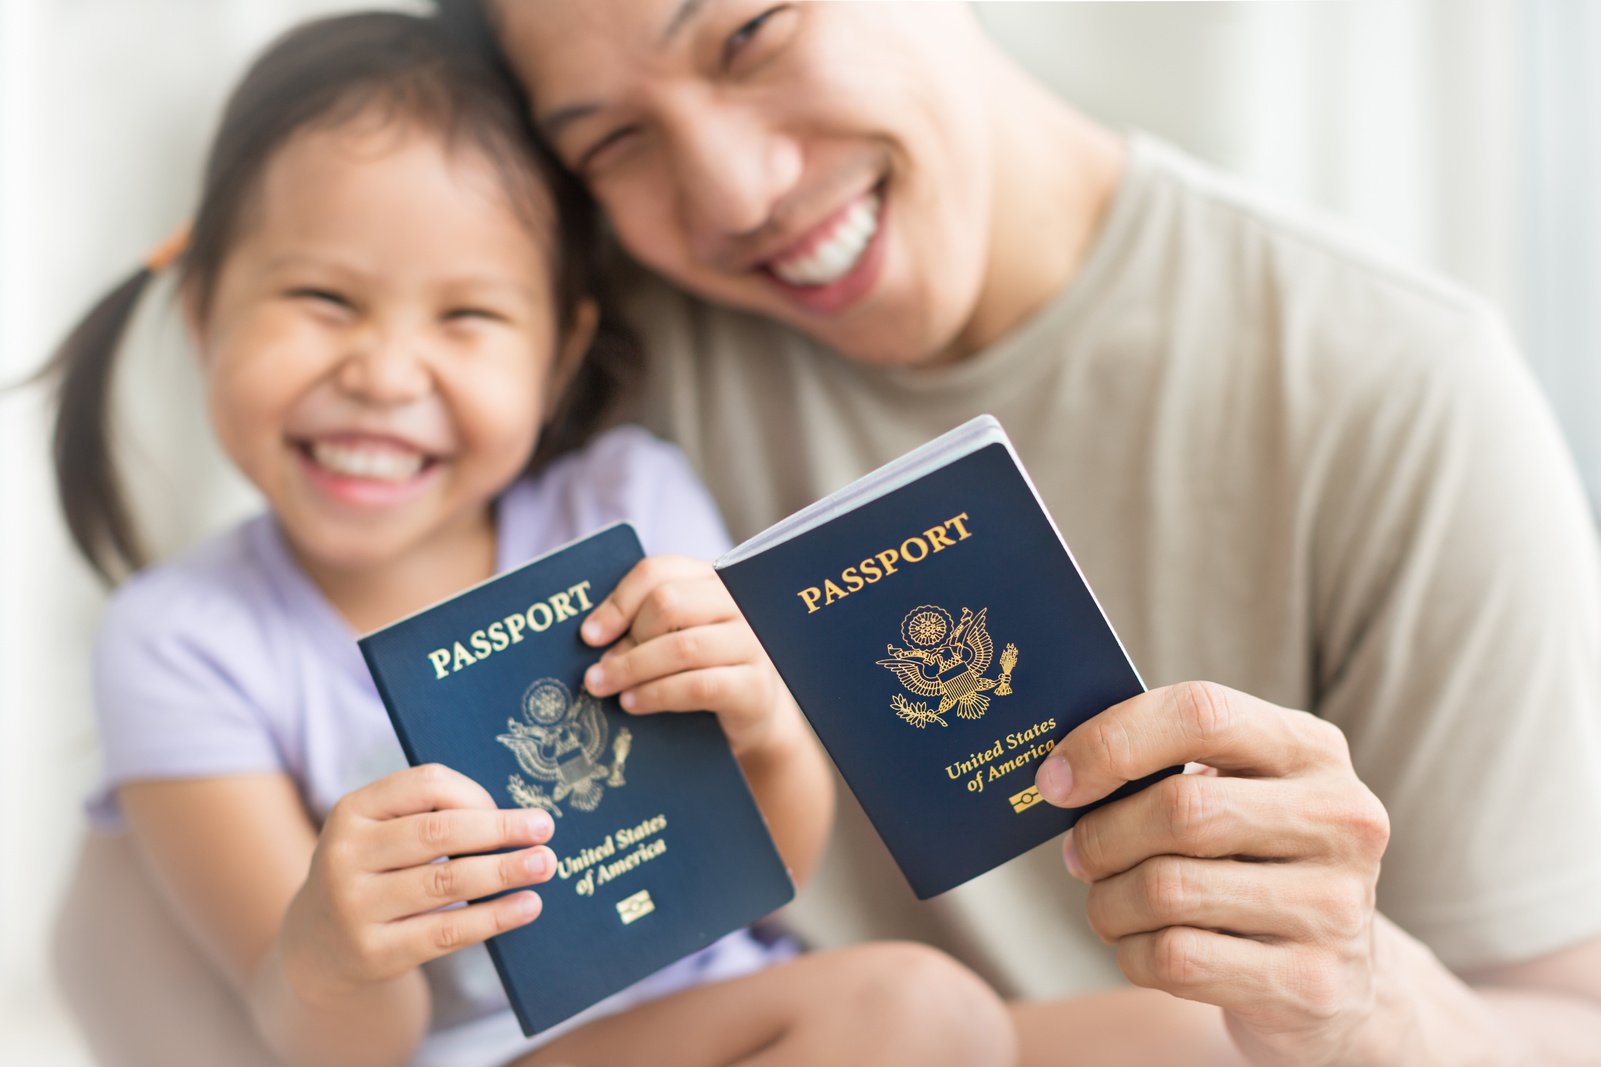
<box><xmin>580</xmin><ymin>555</ymin><xmax>836</xmax><ymax>885</ymax></box>
<box><xmin>119</xmin><ymin>765</ymin><xmax>555</xmax><ymax>1067</ymax></box>
<box><xmin>720</xmin><ymin>689</ymin><xmax>835</xmax><ymax>887</ymax></box>
<box><xmin>120</xmin><ymin>775</ymin><xmax>426</xmax><ymax>1067</ymax></box>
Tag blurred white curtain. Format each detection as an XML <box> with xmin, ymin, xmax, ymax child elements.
<box><xmin>1522</xmin><ymin>0</ymin><xmax>1601</xmax><ymax>511</ymax></box>
<box><xmin>2</xmin><ymin>0</ymin><xmax>1598</xmax><ymax>1058</ymax></box>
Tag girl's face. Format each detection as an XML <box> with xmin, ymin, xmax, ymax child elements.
<box><xmin>194</xmin><ymin>119</ymin><xmax>579</xmax><ymax>575</ymax></box>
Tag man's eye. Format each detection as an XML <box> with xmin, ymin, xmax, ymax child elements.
<box><xmin>723</xmin><ymin>4</ymin><xmax>792</xmax><ymax>69</ymax></box>
<box><xmin>576</xmin><ymin>125</ymin><xmax>641</xmax><ymax>174</ymax></box>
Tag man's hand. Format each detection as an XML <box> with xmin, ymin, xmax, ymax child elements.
<box><xmin>1034</xmin><ymin>681</ymin><xmax>1393</xmax><ymax>1066</ymax></box>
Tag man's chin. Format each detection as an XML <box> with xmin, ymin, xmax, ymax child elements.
<box><xmin>670</xmin><ymin>270</ymin><xmax>955</xmax><ymax>367</ymax></box>
<box><xmin>787</xmin><ymin>317</ymin><xmax>954</xmax><ymax>368</ymax></box>
<box><xmin>763</xmin><ymin>295</ymin><xmax>959</xmax><ymax>367</ymax></box>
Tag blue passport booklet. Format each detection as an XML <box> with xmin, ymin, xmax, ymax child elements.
<box><xmin>716</xmin><ymin>415</ymin><xmax>1171</xmax><ymax>899</ymax></box>
<box><xmin>359</xmin><ymin>523</ymin><xmax>793</xmax><ymax>1034</ymax></box>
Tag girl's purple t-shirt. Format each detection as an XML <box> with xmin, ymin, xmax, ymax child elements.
<box><xmin>87</xmin><ymin>426</ymin><xmax>780</xmax><ymax>1066</ymax></box>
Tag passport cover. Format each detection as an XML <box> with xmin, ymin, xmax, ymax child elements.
<box><xmin>716</xmin><ymin>416</ymin><xmax>1174</xmax><ymax>899</ymax></box>
<box><xmin>359</xmin><ymin>523</ymin><xmax>793</xmax><ymax>1034</ymax></box>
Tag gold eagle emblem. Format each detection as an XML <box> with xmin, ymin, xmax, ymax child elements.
<box><xmin>497</xmin><ymin>678</ymin><xmax>631</xmax><ymax>816</ymax></box>
<box><xmin>878</xmin><ymin>604</ymin><xmax>1019</xmax><ymax>728</ymax></box>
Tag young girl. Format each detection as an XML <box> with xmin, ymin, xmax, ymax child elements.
<box><xmin>45</xmin><ymin>11</ymin><xmax>1014</xmax><ymax>1067</ymax></box>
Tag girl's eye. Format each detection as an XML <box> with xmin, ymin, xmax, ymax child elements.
<box><xmin>723</xmin><ymin>4</ymin><xmax>794</xmax><ymax>70</ymax></box>
<box><xmin>443</xmin><ymin>307</ymin><xmax>504</xmax><ymax>324</ymax></box>
<box><xmin>288</xmin><ymin>287</ymin><xmax>353</xmax><ymax>310</ymax></box>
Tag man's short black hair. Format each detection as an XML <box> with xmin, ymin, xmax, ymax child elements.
<box><xmin>432</xmin><ymin>0</ymin><xmax>501</xmax><ymax>68</ymax></box>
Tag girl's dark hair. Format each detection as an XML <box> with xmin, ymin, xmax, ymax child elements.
<box><xmin>43</xmin><ymin>10</ymin><xmax>637</xmax><ymax>584</ymax></box>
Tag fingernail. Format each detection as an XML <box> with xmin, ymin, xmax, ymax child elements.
<box><xmin>619</xmin><ymin>690</ymin><xmax>636</xmax><ymax>711</ymax></box>
<box><xmin>525</xmin><ymin>848</ymin><xmax>553</xmax><ymax>879</ymax></box>
<box><xmin>522</xmin><ymin>809</ymin><xmax>553</xmax><ymax>837</ymax></box>
<box><xmin>1063</xmin><ymin>833</ymin><xmax>1087</xmax><ymax>881</ymax></box>
<box><xmin>581</xmin><ymin>615</ymin><xmax>606</xmax><ymax>643</ymax></box>
<box><xmin>584</xmin><ymin>664</ymin><xmax>606</xmax><ymax>692</ymax></box>
<box><xmin>512</xmin><ymin>891</ymin><xmax>541</xmax><ymax>918</ymax></box>
<box><xmin>1036</xmin><ymin>755</ymin><xmax>1073</xmax><ymax>805</ymax></box>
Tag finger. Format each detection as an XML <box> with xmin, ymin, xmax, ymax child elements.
<box><xmin>1085</xmin><ymin>855</ymin><xmax>1347</xmax><ymax>944</ymax></box>
<box><xmin>1064</xmin><ymin>773</ymin><xmax>1326</xmax><ymax>882</ymax></box>
<box><xmin>596</xmin><ymin>633</ymin><xmax>637</xmax><ymax>665</ymax></box>
<box><xmin>1115</xmin><ymin>927</ymin><xmax>1341</xmax><ymax>1021</ymax></box>
<box><xmin>369</xmin><ymin>806</ymin><xmax>555</xmax><ymax>870</ymax></box>
<box><xmin>343</xmin><ymin>763</ymin><xmax>499</xmax><ymax>821</ymax></box>
<box><xmin>629</xmin><ymin>575</ymin><xmax>740</xmax><ymax>644</ymax></box>
<box><xmin>618</xmin><ymin>665</ymin><xmax>757</xmax><ymax>716</ymax></box>
<box><xmin>387</xmin><ymin>890</ymin><xmax>544</xmax><ymax>969</ymax></box>
<box><xmin>580</xmin><ymin>556</ymin><xmax>711</xmax><ymax>646</ymax></box>
<box><xmin>1037</xmin><ymin>682</ymin><xmax>1350</xmax><ymax>809</ymax></box>
<box><xmin>377</xmin><ymin>846</ymin><xmax>557</xmax><ymax>921</ymax></box>
<box><xmin>584</xmin><ymin>622</ymin><xmax>754</xmax><ymax>698</ymax></box>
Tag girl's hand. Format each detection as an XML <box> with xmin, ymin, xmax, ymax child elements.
<box><xmin>579</xmin><ymin>555</ymin><xmax>798</xmax><ymax>756</ymax></box>
<box><xmin>277</xmin><ymin>763</ymin><xmax>555</xmax><ymax>1003</ymax></box>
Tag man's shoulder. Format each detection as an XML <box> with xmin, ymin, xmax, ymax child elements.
<box><xmin>1130</xmin><ymin>132</ymin><xmax>1496</xmax><ymax>342</ymax></box>
<box><xmin>1118</xmin><ymin>132</ymin><xmax>1522</xmax><ymax>429</ymax></box>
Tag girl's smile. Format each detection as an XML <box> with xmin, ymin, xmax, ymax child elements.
<box><xmin>192</xmin><ymin>118</ymin><xmax>572</xmax><ymax>583</ymax></box>
<box><xmin>293</xmin><ymin>432</ymin><xmax>443</xmax><ymax>510</ymax></box>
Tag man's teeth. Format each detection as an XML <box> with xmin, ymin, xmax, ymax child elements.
<box><xmin>310</xmin><ymin>442</ymin><xmax>425</xmax><ymax>482</ymax></box>
<box><xmin>771</xmin><ymin>192</ymin><xmax>880</xmax><ymax>287</ymax></box>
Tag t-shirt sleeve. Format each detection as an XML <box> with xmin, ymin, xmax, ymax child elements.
<box><xmin>579</xmin><ymin>425</ymin><xmax>734</xmax><ymax>561</ymax></box>
<box><xmin>1313</xmin><ymin>306</ymin><xmax>1601</xmax><ymax>972</ymax></box>
<box><xmin>88</xmin><ymin>569</ymin><xmax>286</xmax><ymax>828</ymax></box>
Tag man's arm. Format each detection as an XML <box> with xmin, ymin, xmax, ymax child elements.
<box><xmin>1032</xmin><ymin>681</ymin><xmax>1601</xmax><ymax>1067</ymax></box>
<box><xmin>1011</xmin><ymin>933</ymin><xmax>1601</xmax><ymax>1067</ymax></box>
<box><xmin>1408</xmin><ymin>927</ymin><xmax>1601</xmax><ymax>1066</ymax></box>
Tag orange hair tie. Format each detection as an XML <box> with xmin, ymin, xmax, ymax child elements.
<box><xmin>144</xmin><ymin>222</ymin><xmax>191</xmax><ymax>273</ymax></box>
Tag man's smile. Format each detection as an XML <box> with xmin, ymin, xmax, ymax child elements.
<box><xmin>765</xmin><ymin>187</ymin><xmax>882</xmax><ymax>287</ymax></box>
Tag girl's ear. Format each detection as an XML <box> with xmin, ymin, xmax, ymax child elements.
<box><xmin>179</xmin><ymin>279</ymin><xmax>209</xmax><ymax>365</ymax></box>
<box><xmin>543</xmin><ymin>297</ymin><xmax>599</xmax><ymax>420</ymax></box>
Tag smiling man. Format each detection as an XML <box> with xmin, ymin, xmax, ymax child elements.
<box><xmin>462</xmin><ymin>1</ymin><xmax>1601</xmax><ymax>1063</ymax></box>
<box><xmin>517</xmin><ymin>1</ymin><xmax>1051</xmax><ymax>367</ymax></box>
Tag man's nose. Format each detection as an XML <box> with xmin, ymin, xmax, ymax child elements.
<box><xmin>336</xmin><ymin>322</ymin><xmax>433</xmax><ymax>404</ymax></box>
<box><xmin>666</xmin><ymin>101</ymin><xmax>802</xmax><ymax>249</ymax></box>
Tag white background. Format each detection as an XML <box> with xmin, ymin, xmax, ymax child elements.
<box><xmin>3</xmin><ymin>1</ymin><xmax>1598</xmax><ymax>1060</ymax></box>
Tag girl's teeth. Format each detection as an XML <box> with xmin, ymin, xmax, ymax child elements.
<box><xmin>310</xmin><ymin>442</ymin><xmax>425</xmax><ymax>482</ymax></box>
<box><xmin>772</xmin><ymin>192</ymin><xmax>880</xmax><ymax>287</ymax></box>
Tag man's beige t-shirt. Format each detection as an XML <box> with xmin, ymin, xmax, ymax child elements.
<box><xmin>626</xmin><ymin>132</ymin><xmax>1601</xmax><ymax>996</ymax></box>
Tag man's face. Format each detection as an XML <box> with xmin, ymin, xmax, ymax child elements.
<box><xmin>497</xmin><ymin>0</ymin><xmax>997</xmax><ymax>366</ymax></box>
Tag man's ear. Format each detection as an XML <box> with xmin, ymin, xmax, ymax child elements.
<box><xmin>544</xmin><ymin>298</ymin><xmax>599</xmax><ymax>420</ymax></box>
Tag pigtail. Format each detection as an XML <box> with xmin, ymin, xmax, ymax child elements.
<box><xmin>43</xmin><ymin>266</ymin><xmax>159</xmax><ymax>584</ymax></box>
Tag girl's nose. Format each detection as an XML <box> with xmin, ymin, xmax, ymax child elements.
<box><xmin>335</xmin><ymin>326</ymin><xmax>432</xmax><ymax>404</ymax></box>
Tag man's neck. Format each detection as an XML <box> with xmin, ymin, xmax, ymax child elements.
<box><xmin>941</xmin><ymin>51</ymin><xmax>1126</xmax><ymax>364</ymax></box>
